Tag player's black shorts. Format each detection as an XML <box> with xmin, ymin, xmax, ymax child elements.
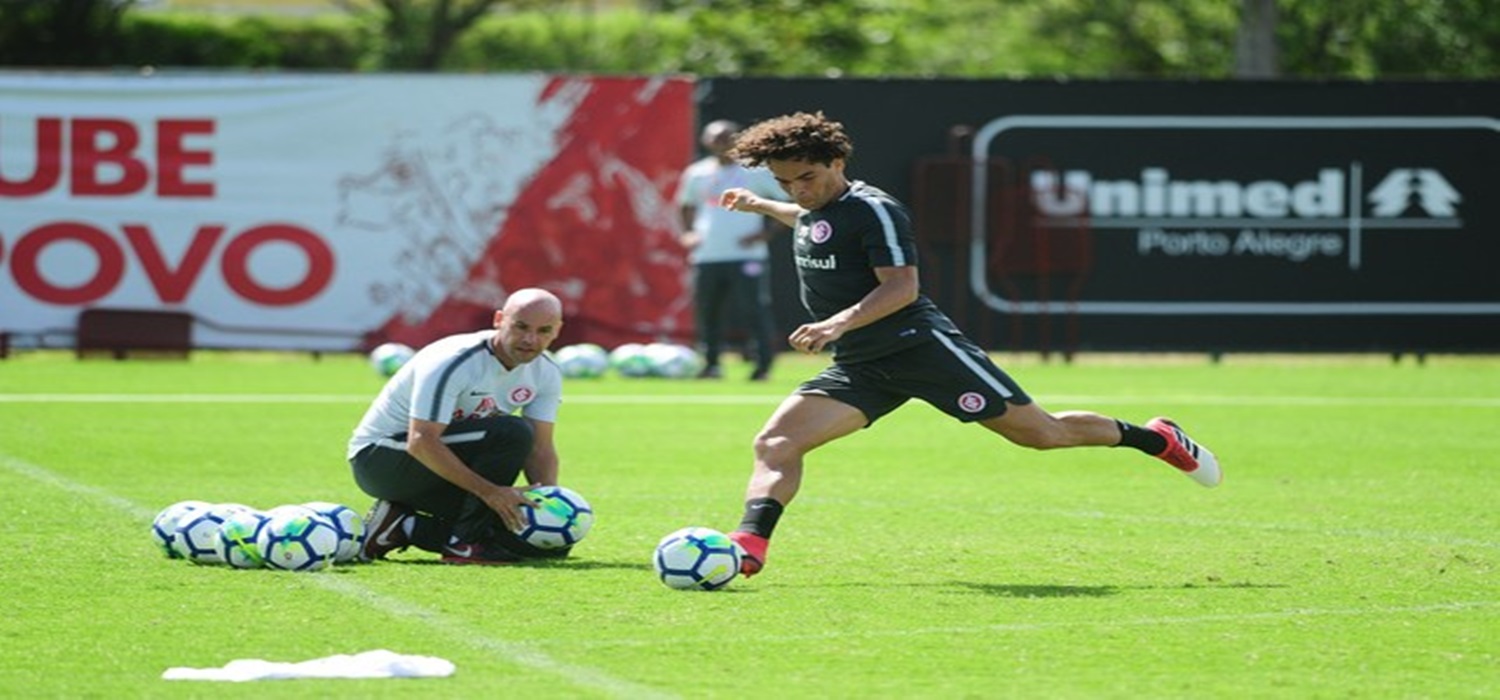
<box><xmin>798</xmin><ymin>330</ymin><xmax>1032</xmax><ymax>425</ymax></box>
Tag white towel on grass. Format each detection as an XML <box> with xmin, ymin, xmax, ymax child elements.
<box><xmin>162</xmin><ymin>649</ymin><xmax>454</xmax><ymax>682</ymax></box>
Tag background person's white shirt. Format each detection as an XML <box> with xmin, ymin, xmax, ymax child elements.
<box><xmin>677</xmin><ymin>157</ymin><xmax>784</xmax><ymax>264</ymax></box>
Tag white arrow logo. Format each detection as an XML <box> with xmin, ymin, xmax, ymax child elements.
<box><xmin>1367</xmin><ymin>168</ymin><xmax>1461</xmax><ymax>217</ymax></box>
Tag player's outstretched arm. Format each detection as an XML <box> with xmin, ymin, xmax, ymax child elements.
<box><xmin>721</xmin><ymin>187</ymin><xmax>803</xmax><ymax>228</ymax></box>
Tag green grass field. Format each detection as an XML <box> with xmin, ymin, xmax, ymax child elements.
<box><xmin>0</xmin><ymin>351</ymin><xmax>1496</xmax><ymax>698</ymax></box>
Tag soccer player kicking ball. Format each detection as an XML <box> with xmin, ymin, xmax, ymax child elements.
<box><xmin>717</xmin><ymin>112</ymin><xmax>1221</xmax><ymax>578</ymax></box>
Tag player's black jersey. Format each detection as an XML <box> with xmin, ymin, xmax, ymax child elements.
<box><xmin>792</xmin><ymin>180</ymin><xmax>959</xmax><ymax>363</ymax></box>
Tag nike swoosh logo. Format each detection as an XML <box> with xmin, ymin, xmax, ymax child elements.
<box><xmin>446</xmin><ymin>544</ymin><xmax>475</xmax><ymax>558</ymax></box>
<box><xmin>373</xmin><ymin>526</ymin><xmax>403</xmax><ymax>546</ymax></box>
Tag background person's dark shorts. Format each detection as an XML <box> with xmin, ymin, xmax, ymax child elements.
<box><xmin>797</xmin><ymin>330</ymin><xmax>1033</xmax><ymax>425</ymax></box>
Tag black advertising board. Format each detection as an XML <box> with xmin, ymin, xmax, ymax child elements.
<box><xmin>700</xmin><ymin>79</ymin><xmax>1499</xmax><ymax>353</ymax></box>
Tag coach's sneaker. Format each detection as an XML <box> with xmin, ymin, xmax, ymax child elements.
<box><xmin>728</xmin><ymin>531</ymin><xmax>769</xmax><ymax>578</ymax></box>
<box><xmin>359</xmin><ymin>499</ymin><xmax>413</xmax><ymax>562</ymax></box>
<box><xmin>440</xmin><ymin>541</ymin><xmax>521</xmax><ymax>566</ymax></box>
<box><xmin>1146</xmin><ymin>417</ymin><xmax>1222</xmax><ymax>488</ymax></box>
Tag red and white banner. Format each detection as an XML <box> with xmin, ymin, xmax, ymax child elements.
<box><xmin>0</xmin><ymin>74</ymin><xmax>694</xmax><ymax>350</ymax></box>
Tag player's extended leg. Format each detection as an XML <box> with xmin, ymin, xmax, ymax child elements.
<box><xmin>978</xmin><ymin>402</ymin><xmax>1221</xmax><ymax>487</ymax></box>
<box><xmin>730</xmin><ymin>393</ymin><xmax>868</xmax><ymax>576</ymax></box>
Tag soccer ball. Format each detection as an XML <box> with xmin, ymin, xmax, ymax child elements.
<box><xmin>173</xmin><ymin>503</ymin><xmax>251</xmax><ymax>564</ymax></box>
<box><xmin>608</xmin><ymin>343</ymin><xmax>653</xmax><ymax>378</ymax></box>
<box><xmin>515</xmin><ymin>485</ymin><xmax>594</xmax><ymax>549</ymax></box>
<box><xmin>645</xmin><ymin>342</ymin><xmax>704</xmax><ymax>379</ymax></box>
<box><xmin>554</xmin><ymin>343</ymin><xmax>609</xmax><ymax>379</ymax></box>
<box><xmin>151</xmin><ymin>500</ymin><xmax>211</xmax><ymax>559</ymax></box>
<box><xmin>653</xmin><ymin>527</ymin><xmax>742</xmax><ymax>591</ymax></box>
<box><xmin>369</xmin><ymin>342</ymin><xmax>416</xmax><ymax>378</ymax></box>
<box><xmin>257</xmin><ymin>511</ymin><xmax>340</xmax><ymax>572</ymax></box>
<box><xmin>216</xmin><ymin>509</ymin><xmax>271</xmax><ymax>569</ymax></box>
<box><xmin>301</xmin><ymin>501</ymin><xmax>365</xmax><ymax>563</ymax></box>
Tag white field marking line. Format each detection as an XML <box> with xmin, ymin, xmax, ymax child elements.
<box><xmin>0</xmin><ymin>452</ymin><xmax>676</xmax><ymax>700</ymax></box>
<box><xmin>564</xmin><ymin>601</ymin><xmax>1500</xmax><ymax>650</ymax></box>
<box><xmin>310</xmin><ymin>577</ymin><xmax>675</xmax><ymax>700</ymax></box>
<box><xmin>1</xmin><ymin>393</ymin><xmax>1499</xmax><ymax>407</ymax></box>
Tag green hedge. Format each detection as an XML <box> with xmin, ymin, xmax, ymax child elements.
<box><xmin>116</xmin><ymin>13</ymin><xmax>366</xmax><ymax>71</ymax></box>
<box><xmin>449</xmin><ymin>11</ymin><xmax>693</xmax><ymax>74</ymax></box>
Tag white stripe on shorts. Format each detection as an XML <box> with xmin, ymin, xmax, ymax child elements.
<box><xmin>929</xmin><ymin>330</ymin><xmax>1014</xmax><ymax>399</ymax></box>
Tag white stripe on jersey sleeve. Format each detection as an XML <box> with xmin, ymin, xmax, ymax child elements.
<box><xmin>853</xmin><ymin>190</ymin><xmax>907</xmax><ymax>266</ymax></box>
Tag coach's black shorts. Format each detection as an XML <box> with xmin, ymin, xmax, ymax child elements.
<box><xmin>798</xmin><ymin>330</ymin><xmax>1032</xmax><ymax>425</ymax></box>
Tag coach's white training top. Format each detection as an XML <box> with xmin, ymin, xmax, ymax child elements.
<box><xmin>347</xmin><ymin>331</ymin><xmax>563</xmax><ymax>459</ymax></box>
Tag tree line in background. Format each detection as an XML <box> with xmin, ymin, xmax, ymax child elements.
<box><xmin>0</xmin><ymin>0</ymin><xmax>1495</xmax><ymax>78</ymax></box>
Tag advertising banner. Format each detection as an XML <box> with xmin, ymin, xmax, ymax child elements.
<box><xmin>0</xmin><ymin>74</ymin><xmax>694</xmax><ymax>351</ymax></box>
<box><xmin>970</xmin><ymin>115</ymin><xmax>1500</xmax><ymax>316</ymax></box>
<box><xmin>701</xmin><ymin>79</ymin><xmax>1500</xmax><ymax>352</ymax></box>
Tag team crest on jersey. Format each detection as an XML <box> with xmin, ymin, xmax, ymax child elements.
<box><xmin>957</xmin><ymin>391</ymin><xmax>987</xmax><ymax>413</ymax></box>
<box><xmin>509</xmin><ymin>386</ymin><xmax>536</xmax><ymax>404</ymax></box>
<box><xmin>809</xmin><ymin>220</ymin><xmax>833</xmax><ymax>244</ymax></box>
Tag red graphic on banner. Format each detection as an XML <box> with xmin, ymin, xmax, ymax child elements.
<box><xmin>371</xmin><ymin>77</ymin><xmax>694</xmax><ymax>351</ymax></box>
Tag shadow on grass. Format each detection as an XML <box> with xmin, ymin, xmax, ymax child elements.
<box><xmin>377</xmin><ymin>556</ymin><xmax>653</xmax><ymax>572</ymax></box>
<box><xmin>955</xmin><ymin>583</ymin><xmax>1119</xmax><ymax>598</ymax></box>
<box><xmin>951</xmin><ymin>581</ymin><xmax>1289</xmax><ymax>597</ymax></box>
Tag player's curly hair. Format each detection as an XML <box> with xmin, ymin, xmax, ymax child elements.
<box><xmin>728</xmin><ymin>111</ymin><xmax>853</xmax><ymax>167</ymax></box>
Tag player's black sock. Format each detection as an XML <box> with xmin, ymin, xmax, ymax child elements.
<box><xmin>1115</xmin><ymin>420</ymin><xmax>1168</xmax><ymax>455</ymax></box>
<box><xmin>736</xmin><ymin>497</ymin><xmax>784</xmax><ymax>539</ymax></box>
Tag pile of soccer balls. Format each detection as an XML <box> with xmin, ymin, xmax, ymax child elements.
<box><xmin>152</xmin><ymin>500</ymin><xmax>364</xmax><ymax>572</ymax></box>
<box><xmin>367</xmin><ymin>341</ymin><xmax>705</xmax><ymax>381</ymax></box>
<box><xmin>152</xmin><ymin>487</ymin><xmax>595</xmax><ymax>571</ymax></box>
<box><xmin>554</xmin><ymin>342</ymin><xmax>704</xmax><ymax>380</ymax></box>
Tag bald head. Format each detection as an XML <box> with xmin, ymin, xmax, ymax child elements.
<box><xmin>501</xmin><ymin>287</ymin><xmax>562</xmax><ymax>318</ymax></box>
<box><xmin>701</xmin><ymin>119</ymin><xmax>741</xmax><ymax>159</ymax></box>
<box><xmin>492</xmin><ymin>287</ymin><xmax>563</xmax><ymax>369</ymax></box>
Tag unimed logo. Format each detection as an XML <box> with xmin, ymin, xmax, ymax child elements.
<box><xmin>1030</xmin><ymin>167</ymin><xmax>1463</xmax><ymax>221</ymax></box>
<box><xmin>1028</xmin><ymin>164</ymin><xmax>1463</xmax><ymax>267</ymax></box>
<box><xmin>966</xmin><ymin>114</ymin><xmax>1499</xmax><ymax>315</ymax></box>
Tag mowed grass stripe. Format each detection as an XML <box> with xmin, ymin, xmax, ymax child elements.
<box><xmin>0</xmin><ymin>451</ymin><xmax>678</xmax><ymax>700</ymax></box>
<box><xmin>559</xmin><ymin>600</ymin><xmax>1500</xmax><ymax>649</ymax></box>
<box><xmin>2</xmin><ymin>393</ymin><xmax>1499</xmax><ymax>407</ymax></box>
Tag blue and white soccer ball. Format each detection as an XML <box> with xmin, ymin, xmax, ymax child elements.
<box><xmin>653</xmin><ymin>526</ymin><xmax>742</xmax><ymax>591</ymax></box>
<box><xmin>515</xmin><ymin>485</ymin><xmax>594</xmax><ymax>549</ymax></box>
<box><xmin>215</xmin><ymin>509</ymin><xmax>271</xmax><ymax>569</ymax></box>
<box><xmin>368</xmin><ymin>342</ymin><xmax>416</xmax><ymax>378</ymax></box>
<box><xmin>301</xmin><ymin>501</ymin><xmax>365</xmax><ymax>564</ymax></box>
<box><xmin>644</xmin><ymin>342</ymin><xmax>704</xmax><ymax>379</ymax></box>
<box><xmin>554</xmin><ymin>343</ymin><xmax>610</xmax><ymax>379</ymax></box>
<box><xmin>173</xmin><ymin>503</ymin><xmax>251</xmax><ymax>565</ymax></box>
<box><xmin>257</xmin><ymin>511</ymin><xmax>340</xmax><ymax>572</ymax></box>
<box><xmin>608</xmin><ymin>343</ymin><xmax>654</xmax><ymax>378</ymax></box>
<box><xmin>151</xmin><ymin>500</ymin><xmax>211</xmax><ymax>559</ymax></box>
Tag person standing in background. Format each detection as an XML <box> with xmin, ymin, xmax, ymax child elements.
<box><xmin>677</xmin><ymin>119</ymin><xmax>786</xmax><ymax>381</ymax></box>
